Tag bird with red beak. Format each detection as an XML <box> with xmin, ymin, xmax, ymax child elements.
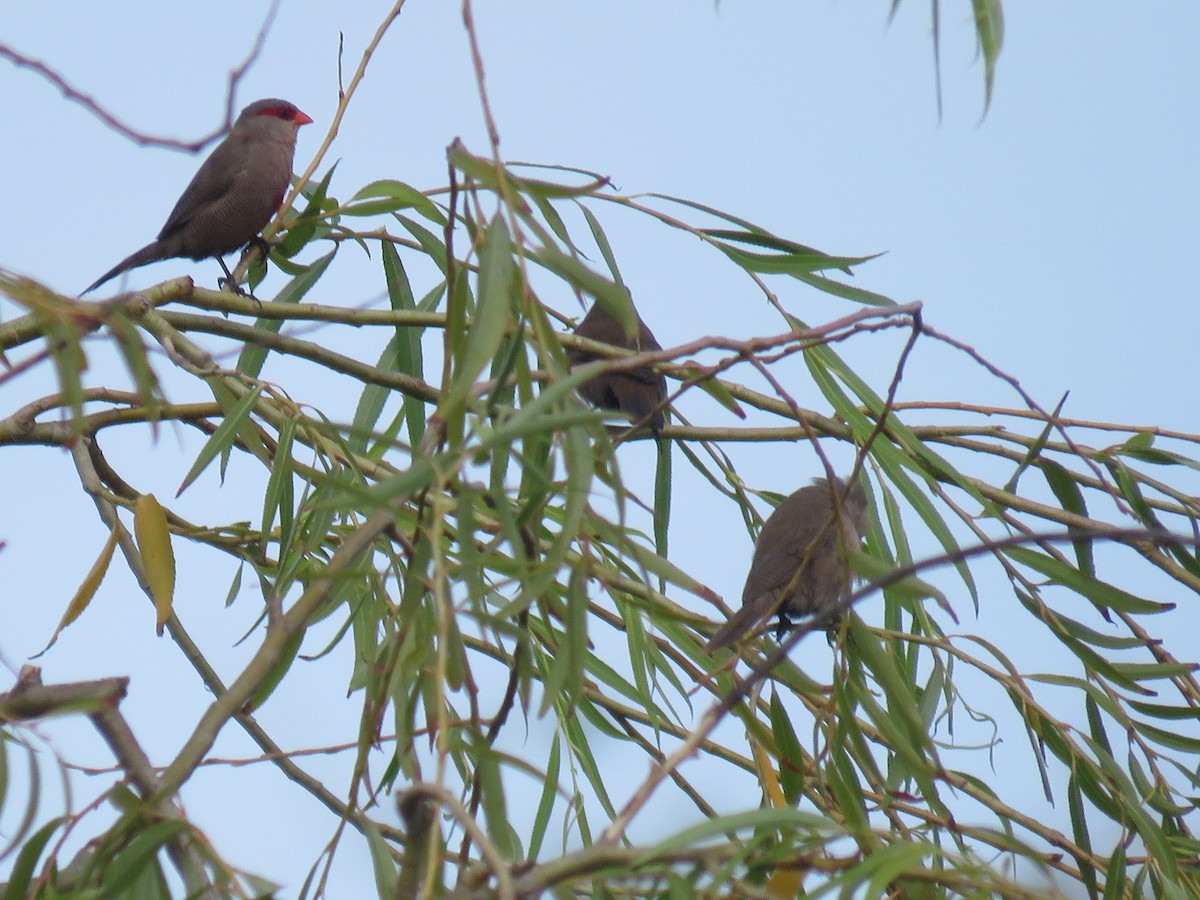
<box><xmin>84</xmin><ymin>98</ymin><xmax>313</xmax><ymax>294</ymax></box>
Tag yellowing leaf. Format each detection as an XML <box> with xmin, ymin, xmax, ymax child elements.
<box><xmin>765</xmin><ymin>868</ymin><xmax>805</xmax><ymax>898</ymax></box>
<box><xmin>31</xmin><ymin>527</ymin><xmax>119</xmax><ymax>658</ymax></box>
<box><xmin>134</xmin><ymin>494</ymin><xmax>175</xmax><ymax>635</ymax></box>
<box><xmin>66</xmin><ymin>527</ymin><xmax>119</xmax><ymax>628</ymax></box>
<box><xmin>751</xmin><ymin>740</ymin><xmax>787</xmax><ymax>808</ymax></box>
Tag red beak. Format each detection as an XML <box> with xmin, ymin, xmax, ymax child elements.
<box><xmin>295</xmin><ymin>110</ymin><xmax>314</xmax><ymax>126</ymax></box>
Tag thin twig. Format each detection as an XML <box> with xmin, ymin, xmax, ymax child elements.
<box><xmin>0</xmin><ymin>1</ymin><xmax>278</xmax><ymax>150</ymax></box>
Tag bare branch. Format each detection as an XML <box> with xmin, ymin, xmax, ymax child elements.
<box><xmin>0</xmin><ymin>1</ymin><xmax>279</xmax><ymax>151</ymax></box>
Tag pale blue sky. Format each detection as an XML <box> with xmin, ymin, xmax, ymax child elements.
<box><xmin>3</xmin><ymin>2</ymin><xmax>1198</xmax><ymax>895</ymax></box>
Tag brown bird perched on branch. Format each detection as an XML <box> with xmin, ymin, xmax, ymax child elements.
<box><xmin>704</xmin><ymin>476</ymin><xmax>869</xmax><ymax>652</ymax></box>
<box><xmin>567</xmin><ymin>301</ymin><xmax>668</xmax><ymax>431</ymax></box>
<box><xmin>83</xmin><ymin>98</ymin><xmax>313</xmax><ymax>294</ymax></box>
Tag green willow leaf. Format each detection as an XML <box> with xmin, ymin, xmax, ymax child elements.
<box><xmin>971</xmin><ymin>0</ymin><xmax>1005</xmax><ymax>113</ymax></box>
<box><xmin>395</xmin><ymin>214</ymin><xmax>448</xmax><ymax>274</ymax></box>
<box><xmin>237</xmin><ymin>249</ymin><xmax>336</xmax><ymax>379</ymax></box>
<box><xmin>707</xmin><ymin>239</ymin><xmax>876</xmax><ymax>277</ymax></box>
<box><xmin>380</xmin><ymin>241</ymin><xmax>426</xmax><ymax>446</ymax></box>
<box><xmin>3</xmin><ymin>817</ymin><xmax>65</xmax><ymax>900</ymax></box>
<box><xmin>768</xmin><ymin>691</ymin><xmax>806</xmax><ymax>805</ymax></box>
<box><xmin>177</xmin><ymin>384</ymin><xmax>263</xmax><ymax>496</ymax></box>
<box><xmin>636</xmin><ymin>808</ymin><xmax>837</xmax><ymax>861</ymax></box>
<box><xmin>457</xmin><ymin>217</ymin><xmax>516</xmax><ymax>388</ymax></box>
<box><xmin>578</xmin><ymin>203</ymin><xmax>624</xmax><ymax>284</ymax></box>
<box><xmin>1005</xmin><ymin>546</ymin><xmax>1173</xmax><ymax>616</ymax></box>
<box><xmin>101</xmin><ymin>820</ymin><xmax>190</xmax><ymax>894</ymax></box>
<box><xmin>528</xmin><ymin>733</ymin><xmax>561</xmax><ymax>860</ymax></box>
<box><xmin>345</xmin><ymin>179</ymin><xmax>444</xmax><ymax>223</ymax></box>
<box><xmin>279</xmin><ymin>162</ymin><xmax>338</xmax><ymax>258</ymax></box>
<box><xmin>561</xmin><ymin>704</ymin><xmax>619</xmax><ymax>819</ymax></box>
<box><xmin>1041</xmin><ymin>459</ymin><xmax>1095</xmax><ymax>577</ymax></box>
<box><xmin>260</xmin><ymin>417</ymin><xmax>296</xmax><ymax>559</ymax></box>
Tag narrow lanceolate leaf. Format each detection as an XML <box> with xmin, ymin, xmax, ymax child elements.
<box><xmin>530</xmin><ymin>244</ymin><xmax>635</xmax><ymax>336</ymax></box>
<box><xmin>362</xmin><ymin>817</ymin><xmax>399</xmax><ymax>897</ymax></box>
<box><xmin>64</xmin><ymin>527</ymin><xmax>120</xmax><ymax>629</ymax></box>
<box><xmin>578</xmin><ymin>203</ymin><xmax>623</xmax><ymax>283</ymax></box>
<box><xmin>179</xmin><ymin>384</ymin><xmax>264</xmax><ymax>496</ymax></box>
<box><xmin>261</xmin><ymin>418</ymin><xmax>296</xmax><ymax>558</ymax></box>
<box><xmin>277</xmin><ymin>162</ymin><xmax>339</xmax><ymax>259</ymax></box>
<box><xmin>653</xmin><ymin>436</ymin><xmax>672</xmax><ymax>562</ymax></box>
<box><xmin>448</xmin><ymin>142</ymin><xmax>605</xmax><ymax>199</ymax></box>
<box><xmin>396</xmin><ymin>214</ymin><xmax>449</xmax><ymax>274</ymax></box>
<box><xmin>134</xmin><ymin>494</ymin><xmax>176</xmax><ymax>635</ymax></box>
<box><xmin>703</xmin><ymin>228</ymin><xmax>859</xmax><ymax>266</ymax></box>
<box><xmin>796</xmin><ymin>271</ymin><xmax>900</xmax><ymax>307</ymax></box>
<box><xmin>244</xmin><ymin>628</ymin><xmax>305</xmax><ymax>713</ymax></box>
<box><xmin>456</xmin><ymin>216</ymin><xmax>516</xmax><ymax>394</ymax></box>
<box><xmin>1041</xmin><ymin>459</ymin><xmax>1094</xmax><ymax>577</ymax></box>
<box><xmin>101</xmin><ymin>820</ymin><xmax>190</xmax><ymax>893</ymax></box>
<box><xmin>678</xmin><ymin>364</ymin><xmax>746</xmax><ymax>418</ymax></box>
<box><xmin>850</xmin><ymin>548</ymin><xmax>952</xmax><ymax>618</ymax></box>
<box><xmin>971</xmin><ymin>0</ymin><xmax>1005</xmax><ymax>114</ymax></box>
<box><xmin>349</xmin><ymin>335</ymin><xmax>398</xmax><ymax>456</ymax></box>
<box><xmin>554</xmin><ymin>567</ymin><xmax>590</xmax><ymax>715</ymax></box>
<box><xmin>1005</xmin><ymin>546</ymin><xmax>1173</xmax><ymax>616</ymax></box>
<box><xmin>768</xmin><ymin>690</ymin><xmax>806</xmax><ymax>805</ymax></box>
<box><xmin>706</xmin><ymin>236</ymin><xmax>877</xmax><ymax>277</ymax></box>
<box><xmin>345</xmin><ymin>179</ymin><xmax>444</xmax><ymax>223</ymax></box>
<box><xmin>106</xmin><ymin>311</ymin><xmax>163</xmax><ymax>429</ymax></box>
<box><xmin>528</xmin><ymin>733</ymin><xmax>562</xmax><ymax>860</ymax></box>
<box><xmin>1005</xmin><ymin>391</ymin><xmax>1068</xmax><ymax>493</ymax></box>
<box><xmin>3</xmin><ymin>817</ymin><xmax>67</xmax><ymax>900</ymax></box>
<box><xmin>237</xmin><ymin>249</ymin><xmax>336</xmax><ymax>379</ymax></box>
<box><xmin>32</xmin><ymin>527</ymin><xmax>121</xmax><ymax>658</ymax></box>
<box><xmin>380</xmin><ymin>241</ymin><xmax>426</xmax><ymax>446</ymax></box>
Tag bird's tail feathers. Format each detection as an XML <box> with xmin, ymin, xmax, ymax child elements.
<box><xmin>82</xmin><ymin>241</ymin><xmax>168</xmax><ymax>295</ymax></box>
<box><xmin>703</xmin><ymin>602</ymin><xmax>770</xmax><ymax>653</ymax></box>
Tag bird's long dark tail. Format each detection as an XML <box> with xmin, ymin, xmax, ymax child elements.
<box><xmin>703</xmin><ymin>601</ymin><xmax>771</xmax><ymax>654</ymax></box>
<box><xmin>82</xmin><ymin>241</ymin><xmax>168</xmax><ymax>295</ymax></box>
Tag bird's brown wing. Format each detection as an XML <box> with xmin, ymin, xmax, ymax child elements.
<box><xmin>156</xmin><ymin>136</ymin><xmax>248</xmax><ymax>240</ymax></box>
<box><xmin>741</xmin><ymin>490</ymin><xmax>817</xmax><ymax>605</ymax></box>
<box><xmin>623</xmin><ymin>366</ymin><xmax>666</xmax><ymax>388</ymax></box>
<box><xmin>611</xmin><ymin>375</ymin><xmax>666</xmax><ymax>427</ymax></box>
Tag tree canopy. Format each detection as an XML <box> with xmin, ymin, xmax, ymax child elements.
<box><xmin>5</xmin><ymin>3</ymin><xmax>1200</xmax><ymax>898</ymax></box>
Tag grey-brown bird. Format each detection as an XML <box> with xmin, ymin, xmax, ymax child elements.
<box><xmin>83</xmin><ymin>98</ymin><xmax>313</xmax><ymax>294</ymax></box>
<box><xmin>567</xmin><ymin>301</ymin><xmax>668</xmax><ymax>431</ymax></box>
<box><xmin>704</xmin><ymin>476</ymin><xmax>869</xmax><ymax>652</ymax></box>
